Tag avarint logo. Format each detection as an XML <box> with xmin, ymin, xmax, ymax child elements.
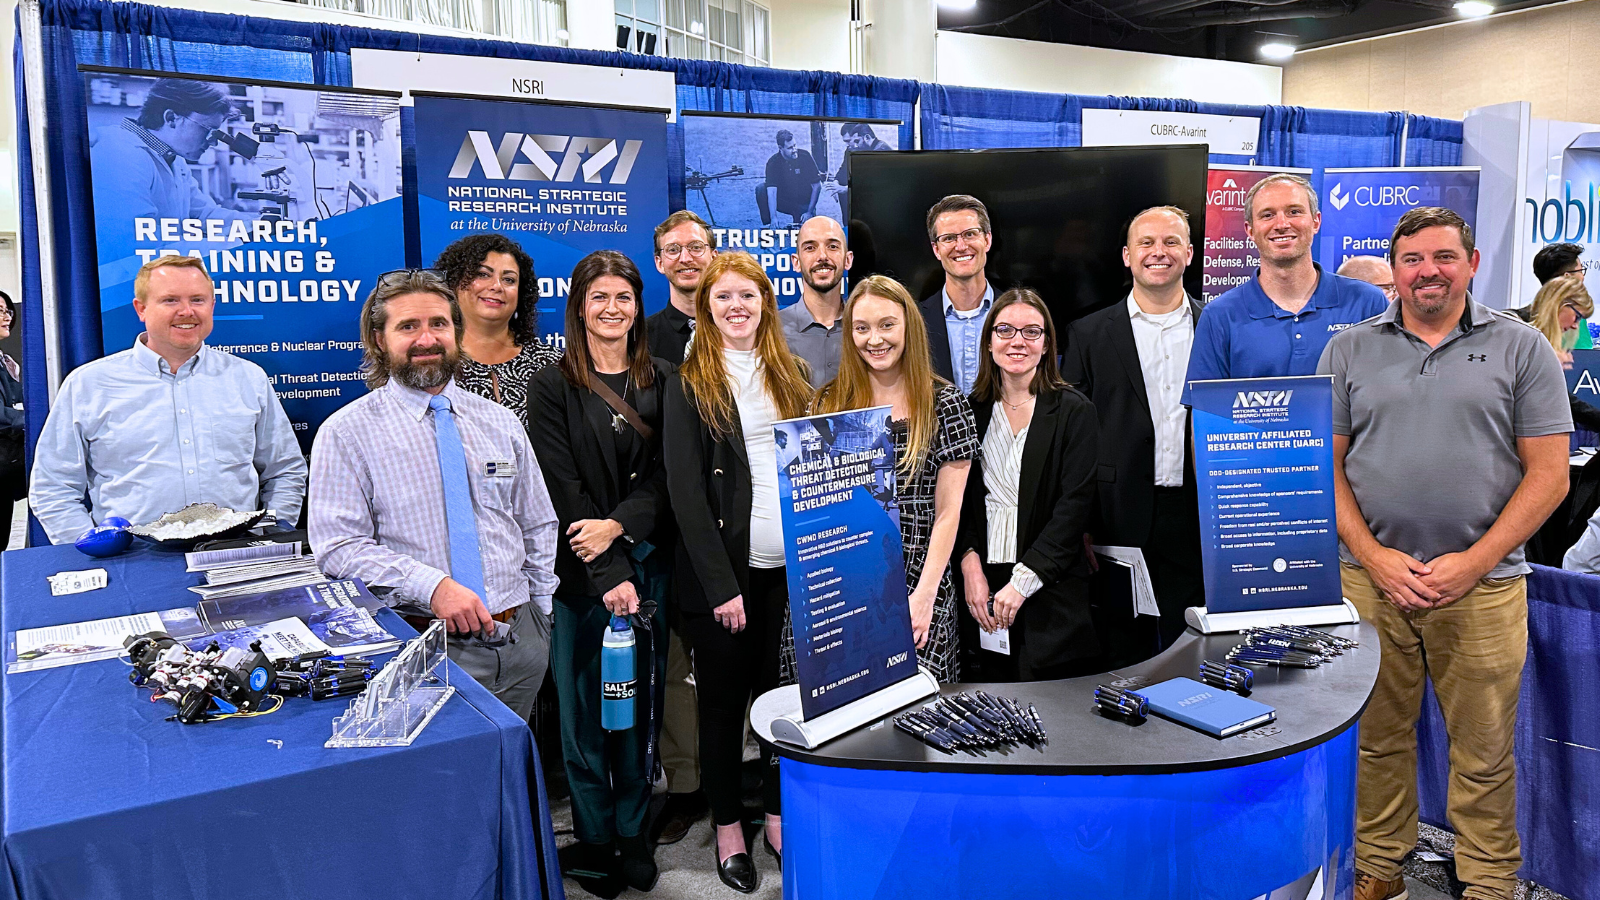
<box><xmin>1329</xmin><ymin>183</ymin><xmax>1351</xmax><ymax>211</ymax></box>
<box><xmin>449</xmin><ymin>131</ymin><xmax>644</xmax><ymax>183</ymax></box>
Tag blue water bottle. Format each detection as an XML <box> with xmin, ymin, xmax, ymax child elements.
<box><xmin>601</xmin><ymin>616</ymin><xmax>636</xmax><ymax>731</ymax></box>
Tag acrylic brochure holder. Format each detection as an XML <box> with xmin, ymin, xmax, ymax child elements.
<box><xmin>758</xmin><ymin>667</ymin><xmax>940</xmax><ymax>751</ymax></box>
<box><xmin>327</xmin><ymin>620</ymin><xmax>455</xmax><ymax>748</ymax></box>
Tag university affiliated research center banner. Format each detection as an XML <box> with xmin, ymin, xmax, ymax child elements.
<box><xmin>775</xmin><ymin>407</ymin><xmax>918</xmax><ymax>720</ymax></box>
<box><xmin>1203</xmin><ymin>166</ymin><xmax>1311</xmax><ymax>304</ymax></box>
<box><xmin>680</xmin><ymin>112</ymin><xmax>903</xmax><ymax>301</ymax></box>
<box><xmin>1190</xmin><ymin>375</ymin><xmax>1341</xmax><ymax>614</ymax></box>
<box><xmin>412</xmin><ymin>95</ymin><xmax>670</xmax><ymax>344</ymax></box>
<box><xmin>1318</xmin><ymin>167</ymin><xmax>1480</xmax><ymax>273</ymax></box>
<box><xmin>84</xmin><ymin>69</ymin><xmax>406</xmax><ymax>450</ymax></box>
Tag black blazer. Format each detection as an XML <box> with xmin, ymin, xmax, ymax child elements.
<box><xmin>958</xmin><ymin>387</ymin><xmax>1100</xmax><ymax>675</ymax></box>
<box><xmin>527</xmin><ymin>359</ymin><xmax>674</xmax><ymax>599</ymax></box>
<box><xmin>1061</xmin><ymin>298</ymin><xmax>1202</xmax><ymax>547</ymax></box>
<box><xmin>919</xmin><ymin>292</ymin><xmax>955</xmax><ymax>384</ymax></box>
<box><xmin>663</xmin><ymin>372</ymin><xmax>755</xmax><ymax>616</ymax></box>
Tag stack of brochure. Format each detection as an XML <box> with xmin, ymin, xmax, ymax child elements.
<box><xmin>186</xmin><ymin>542</ymin><xmax>325</xmax><ymax>600</ymax></box>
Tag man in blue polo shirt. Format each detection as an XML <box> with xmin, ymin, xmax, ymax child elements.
<box><xmin>1183</xmin><ymin>173</ymin><xmax>1386</xmax><ymax>402</ymax></box>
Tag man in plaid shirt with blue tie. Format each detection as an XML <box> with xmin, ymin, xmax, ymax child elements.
<box><xmin>310</xmin><ymin>269</ymin><xmax>559</xmax><ymax>718</ymax></box>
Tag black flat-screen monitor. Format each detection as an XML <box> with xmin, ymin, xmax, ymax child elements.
<box><xmin>847</xmin><ymin>145</ymin><xmax>1209</xmax><ymax>328</ymax></box>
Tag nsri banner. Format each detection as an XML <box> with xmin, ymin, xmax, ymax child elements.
<box><xmin>680</xmin><ymin>112</ymin><xmax>903</xmax><ymax>301</ymax></box>
<box><xmin>1204</xmin><ymin>166</ymin><xmax>1310</xmax><ymax>304</ymax></box>
<box><xmin>412</xmin><ymin>95</ymin><xmax>670</xmax><ymax>343</ymax></box>
<box><xmin>84</xmin><ymin>69</ymin><xmax>405</xmax><ymax>450</ymax></box>
<box><xmin>1190</xmin><ymin>375</ymin><xmax>1340</xmax><ymax>613</ymax></box>
<box><xmin>775</xmin><ymin>406</ymin><xmax>918</xmax><ymax>720</ymax></box>
<box><xmin>1318</xmin><ymin>166</ymin><xmax>1480</xmax><ymax>273</ymax></box>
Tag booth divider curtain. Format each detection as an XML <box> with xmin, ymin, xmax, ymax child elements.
<box><xmin>1405</xmin><ymin>114</ymin><xmax>1466</xmax><ymax>167</ymax></box>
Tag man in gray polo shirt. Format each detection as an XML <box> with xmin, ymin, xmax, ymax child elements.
<box><xmin>1318</xmin><ymin>207</ymin><xmax>1571</xmax><ymax>900</ymax></box>
<box><xmin>780</xmin><ymin>215</ymin><xmax>852</xmax><ymax>389</ymax></box>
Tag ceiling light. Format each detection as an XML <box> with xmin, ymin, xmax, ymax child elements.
<box><xmin>1454</xmin><ymin>1</ymin><xmax>1493</xmax><ymax>16</ymax></box>
<box><xmin>1259</xmin><ymin>42</ymin><xmax>1295</xmax><ymax>60</ymax></box>
<box><xmin>939</xmin><ymin>0</ymin><xmax>979</xmax><ymax>9</ymax></box>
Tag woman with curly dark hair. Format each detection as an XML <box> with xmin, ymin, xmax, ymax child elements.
<box><xmin>434</xmin><ymin>233</ymin><xmax>561</xmax><ymax>427</ymax></box>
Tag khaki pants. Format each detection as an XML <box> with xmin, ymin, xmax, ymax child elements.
<box><xmin>659</xmin><ymin>625</ymin><xmax>701</xmax><ymax>793</ymax></box>
<box><xmin>1342</xmin><ymin>563</ymin><xmax>1526</xmax><ymax>900</ymax></box>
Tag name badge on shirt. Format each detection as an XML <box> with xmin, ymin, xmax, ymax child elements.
<box><xmin>484</xmin><ymin>459</ymin><xmax>517</xmax><ymax>478</ymax></box>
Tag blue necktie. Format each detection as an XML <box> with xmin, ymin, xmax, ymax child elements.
<box><xmin>429</xmin><ymin>394</ymin><xmax>487</xmax><ymax>599</ymax></box>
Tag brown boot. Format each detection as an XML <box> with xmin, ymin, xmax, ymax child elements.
<box><xmin>1354</xmin><ymin>872</ymin><xmax>1409</xmax><ymax>900</ymax></box>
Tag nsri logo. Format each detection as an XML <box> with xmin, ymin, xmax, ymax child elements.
<box><xmin>449</xmin><ymin>132</ymin><xmax>644</xmax><ymax>183</ymax></box>
<box><xmin>1234</xmin><ymin>390</ymin><xmax>1294</xmax><ymax>408</ymax></box>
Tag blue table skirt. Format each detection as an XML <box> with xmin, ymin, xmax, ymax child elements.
<box><xmin>0</xmin><ymin>544</ymin><xmax>564</xmax><ymax>900</ymax></box>
<box><xmin>1417</xmin><ymin>564</ymin><xmax>1600</xmax><ymax>900</ymax></box>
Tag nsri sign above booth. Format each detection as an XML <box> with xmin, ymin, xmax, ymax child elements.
<box><xmin>350</xmin><ymin>49</ymin><xmax>678</xmax><ymax>120</ymax></box>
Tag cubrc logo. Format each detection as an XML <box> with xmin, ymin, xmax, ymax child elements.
<box><xmin>1331</xmin><ymin>182</ymin><xmax>1430</xmax><ymax>211</ymax></box>
<box><xmin>1234</xmin><ymin>390</ymin><xmax>1294</xmax><ymax>408</ymax></box>
<box><xmin>449</xmin><ymin>132</ymin><xmax>645</xmax><ymax>184</ymax></box>
<box><xmin>1329</xmin><ymin>183</ymin><xmax>1351</xmax><ymax>211</ymax></box>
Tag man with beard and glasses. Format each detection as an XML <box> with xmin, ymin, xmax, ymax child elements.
<box><xmin>1319</xmin><ymin>207</ymin><xmax>1570</xmax><ymax>900</ymax></box>
<box><xmin>1183</xmin><ymin>173</ymin><xmax>1387</xmax><ymax>404</ymax></box>
<box><xmin>648</xmin><ymin>210</ymin><xmax>718</xmax><ymax>364</ymax></box>
<box><xmin>309</xmin><ymin>270</ymin><xmax>559</xmax><ymax>716</ymax></box>
<box><xmin>781</xmin><ymin>215</ymin><xmax>853</xmax><ymax>388</ymax></box>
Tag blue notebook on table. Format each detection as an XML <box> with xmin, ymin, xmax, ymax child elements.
<box><xmin>1133</xmin><ymin>677</ymin><xmax>1276</xmax><ymax>738</ymax></box>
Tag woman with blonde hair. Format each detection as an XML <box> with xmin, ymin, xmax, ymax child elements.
<box><xmin>663</xmin><ymin>251</ymin><xmax>812</xmax><ymax>890</ymax></box>
<box><xmin>1530</xmin><ymin>277</ymin><xmax>1600</xmax><ymax>432</ymax></box>
<box><xmin>812</xmin><ymin>274</ymin><xmax>978</xmax><ymax>683</ymax></box>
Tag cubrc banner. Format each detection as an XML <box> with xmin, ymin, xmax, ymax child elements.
<box><xmin>412</xmin><ymin>95</ymin><xmax>670</xmax><ymax>343</ymax></box>
<box><xmin>84</xmin><ymin>68</ymin><xmax>405</xmax><ymax>450</ymax></box>
<box><xmin>1190</xmin><ymin>375</ymin><xmax>1340</xmax><ymax>613</ymax></box>
<box><xmin>1318</xmin><ymin>166</ymin><xmax>1480</xmax><ymax>273</ymax></box>
<box><xmin>1203</xmin><ymin>166</ymin><xmax>1310</xmax><ymax>304</ymax></box>
<box><xmin>680</xmin><ymin>112</ymin><xmax>903</xmax><ymax>302</ymax></box>
<box><xmin>775</xmin><ymin>406</ymin><xmax>918</xmax><ymax>720</ymax></box>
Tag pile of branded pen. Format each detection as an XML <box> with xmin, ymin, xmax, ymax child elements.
<box><xmin>272</xmin><ymin>650</ymin><xmax>379</xmax><ymax>701</ymax></box>
<box><xmin>1226</xmin><ymin>625</ymin><xmax>1358</xmax><ymax>669</ymax></box>
<box><xmin>894</xmin><ymin>691</ymin><xmax>1046</xmax><ymax>753</ymax></box>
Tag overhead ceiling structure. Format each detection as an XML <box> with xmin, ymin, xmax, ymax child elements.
<box><xmin>936</xmin><ymin>0</ymin><xmax>1567</xmax><ymax>65</ymax></box>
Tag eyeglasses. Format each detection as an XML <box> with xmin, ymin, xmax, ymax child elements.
<box><xmin>659</xmin><ymin>242</ymin><xmax>711</xmax><ymax>260</ymax></box>
<box><xmin>376</xmin><ymin>268</ymin><xmax>446</xmax><ymax>289</ymax></box>
<box><xmin>0</xmin><ymin>308</ymin><xmax>14</xmax><ymax>324</ymax></box>
<box><xmin>934</xmin><ymin>228</ymin><xmax>986</xmax><ymax>248</ymax></box>
<box><xmin>993</xmin><ymin>324</ymin><xmax>1045</xmax><ymax>341</ymax></box>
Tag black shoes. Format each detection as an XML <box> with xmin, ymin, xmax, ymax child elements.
<box><xmin>762</xmin><ymin>831</ymin><xmax>782</xmax><ymax>872</ymax></box>
<box><xmin>713</xmin><ymin>841</ymin><xmax>759</xmax><ymax>894</ymax></box>
<box><xmin>558</xmin><ymin>840</ymin><xmax>624</xmax><ymax>899</ymax></box>
<box><xmin>617</xmin><ymin>833</ymin><xmax>660</xmax><ymax>892</ymax></box>
<box><xmin>651</xmin><ymin>790</ymin><xmax>708</xmax><ymax>845</ymax></box>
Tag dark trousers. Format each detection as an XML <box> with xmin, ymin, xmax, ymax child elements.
<box><xmin>974</xmin><ymin>561</ymin><xmax>1102</xmax><ymax>682</ymax></box>
<box><xmin>551</xmin><ymin>561</ymin><xmax>670</xmax><ymax>846</ymax></box>
<box><xmin>681</xmin><ymin>564</ymin><xmax>786</xmax><ymax>827</ymax></box>
<box><xmin>1147</xmin><ymin>485</ymin><xmax>1205</xmax><ymax>649</ymax></box>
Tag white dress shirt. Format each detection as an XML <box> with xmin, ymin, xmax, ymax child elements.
<box><xmin>1127</xmin><ymin>294</ymin><xmax>1194</xmax><ymax>487</ymax></box>
<box><xmin>980</xmin><ymin>405</ymin><xmax>1043</xmax><ymax>598</ymax></box>
<box><xmin>30</xmin><ymin>337</ymin><xmax>306</xmax><ymax>544</ymax></box>
<box><xmin>725</xmin><ymin>348</ymin><xmax>786</xmax><ymax>568</ymax></box>
<box><xmin>309</xmin><ymin>379</ymin><xmax>559</xmax><ymax>616</ymax></box>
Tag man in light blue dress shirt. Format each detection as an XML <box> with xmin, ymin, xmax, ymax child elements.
<box><xmin>30</xmin><ymin>256</ymin><xmax>306</xmax><ymax>543</ymax></box>
<box><xmin>918</xmin><ymin>194</ymin><xmax>995</xmax><ymax>394</ymax></box>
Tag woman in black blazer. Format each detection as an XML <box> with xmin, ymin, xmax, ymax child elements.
<box><xmin>0</xmin><ymin>292</ymin><xmax>22</xmax><ymax>546</ymax></box>
<box><xmin>957</xmin><ymin>288</ymin><xmax>1101</xmax><ymax>681</ymax></box>
<box><xmin>528</xmin><ymin>251</ymin><xmax>673</xmax><ymax>895</ymax></box>
<box><xmin>663</xmin><ymin>252</ymin><xmax>813</xmax><ymax>892</ymax></box>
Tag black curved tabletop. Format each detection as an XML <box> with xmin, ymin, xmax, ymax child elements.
<box><xmin>754</xmin><ymin>622</ymin><xmax>1377</xmax><ymax>776</ymax></box>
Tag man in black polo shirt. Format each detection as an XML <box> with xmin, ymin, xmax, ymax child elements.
<box><xmin>1319</xmin><ymin>207</ymin><xmax>1570</xmax><ymax>900</ymax></box>
<box><xmin>762</xmin><ymin>129</ymin><xmax>820</xmax><ymax>227</ymax></box>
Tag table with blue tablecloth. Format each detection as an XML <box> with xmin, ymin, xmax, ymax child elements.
<box><xmin>0</xmin><ymin>543</ymin><xmax>565</xmax><ymax>900</ymax></box>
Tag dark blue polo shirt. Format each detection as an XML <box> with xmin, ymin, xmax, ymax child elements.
<box><xmin>1182</xmin><ymin>263</ymin><xmax>1387</xmax><ymax>404</ymax></box>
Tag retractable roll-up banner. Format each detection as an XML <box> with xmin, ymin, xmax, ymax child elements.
<box><xmin>1189</xmin><ymin>375</ymin><xmax>1340</xmax><ymax>612</ymax></box>
<box><xmin>1203</xmin><ymin>166</ymin><xmax>1311</xmax><ymax>305</ymax></box>
<box><xmin>411</xmin><ymin>94</ymin><xmax>670</xmax><ymax>342</ymax></box>
<box><xmin>679</xmin><ymin>112</ymin><xmax>904</xmax><ymax>301</ymax></box>
<box><xmin>83</xmin><ymin>68</ymin><xmax>405</xmax><ymax>450</ymax></box>
<box><xmin>1318</xmin><ymin>166</ymin><xmax>1480</xmax><ymax>273</ymax></box>
<box><xmin>775</xmin><ymin>407</ymin><xmax>918</xmax><ymax>720</ymax></box>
